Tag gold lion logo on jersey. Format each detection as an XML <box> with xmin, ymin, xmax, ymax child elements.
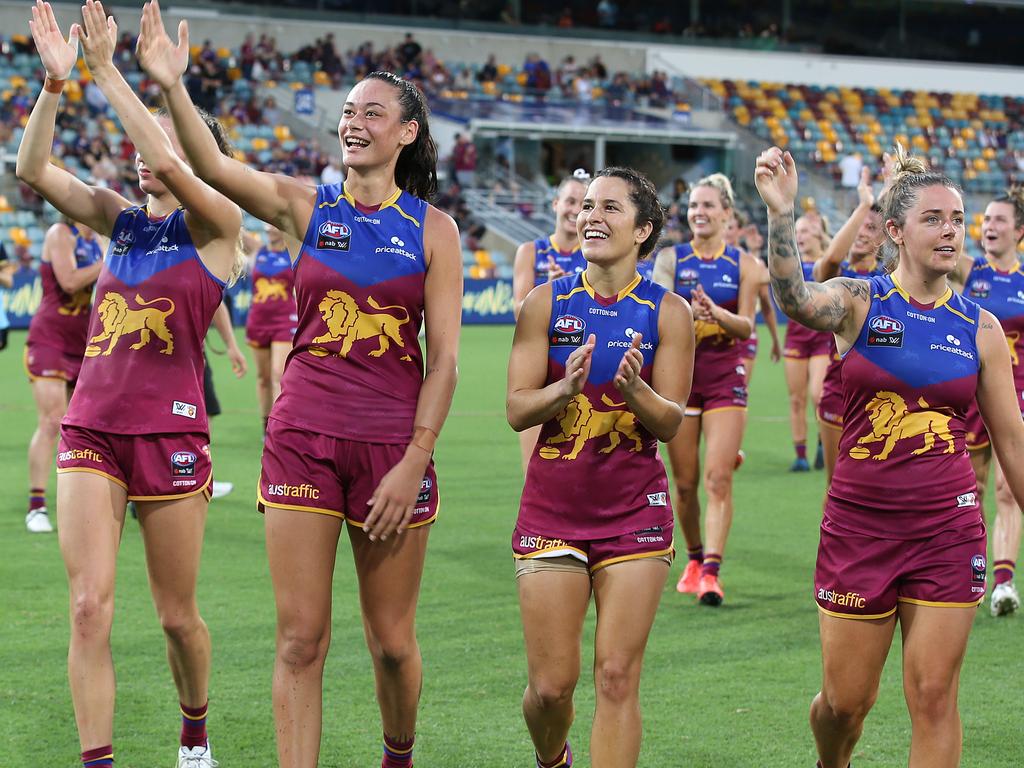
<box><xmin>848</xmin><ymin>391</ymin><xmax>954</xmax><ymax>461</ymax></box>
<box><xmin>58</xmin><ymin>290</ymin><xmax>92</xmax><ymax>317</ymax></box>
<box><xmin>308</xmin><ymin>290</ymin><xmax>410</xmax><ymax>359</ymax></box>
<box><xmin>252</xmin><ymin>277</ymin><xmax>290</xmax><ymax>303</ymax></box>
<box><xmin>1005</xmin><ymin>330</ymin><xmax>1020</xmax><ymax>367</ymax></box>
<box><xmin>694</xmin><ymin>319</ymin><xmax>727</xmax><ymax>345</ymax></box>
<box><xmin>85</xmin><ymin>292</ymin><xmax>175</xmax><ymax>357</ymax></box>
<box><xmin>538</xmin><ymin>393</ymin><xmax>642</xmax><ymax>461</ymax></box>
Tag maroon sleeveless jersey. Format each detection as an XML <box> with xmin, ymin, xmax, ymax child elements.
<box><xmin>63</xmin><ymin>207</ymin><xmax>225</xmax><ymax>434</ymax></box>
<box><xmin>270</xmin><ymin>184</ymin><xmax>429</xmax><ymax>443</ymax></box>
<box><xmin>26</xmin><ymin>224</ymin><xmax>102</xmax><ymax>355</ymax></box>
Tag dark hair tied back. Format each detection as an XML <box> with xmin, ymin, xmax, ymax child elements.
<box><xmin>594</xmin><ymin>166</ymin><xmax>665</xmax><ymax>259</ymax></box>
<box><xmin>364</xmin><ymin>71</ymin><xmax>438</xmax><ymax>201</ymax></box>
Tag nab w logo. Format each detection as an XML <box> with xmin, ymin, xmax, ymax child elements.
<box><xmin>867</xmin><ymin>315</ymin><xmax>904</xmax><ymax>348</ymax></box>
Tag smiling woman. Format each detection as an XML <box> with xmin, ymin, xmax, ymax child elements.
<box><xmin>132</xmin><ymin>2</ymin><xmax>463</xmax><ymax>766</ymax></box>
<box><xmin>755</xmin><ymin>142</ymin><xmax>1024</xmax><ymax>768</ymax></box>
<box><xmin>506</xmin><ymin>167</ymin><xmax>693</xmax><ymax>768</ymax></box>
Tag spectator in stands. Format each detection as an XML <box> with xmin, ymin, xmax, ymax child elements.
<box><xmin>452</xmin><ymin>133</ymin><xmax>477</xmax><ymax>188</ymax></box>
<box><xmin>84</xmin><ymin>78</ymin><xmax>109</xmax><ymax>116</ymax></box>
<box><xmin>574</xmin><ymin>67</ymin><xmax>594</xmax><ymax>102</ymax></box>
<box><xmin>557</xmin><ymin>7</ymin><xmax>574</xmax><ymax>27</ymax></box>
<box><xmin>590</xmin><ymin>53</ymin><xmax>608</xmax><ymax>79</ymax></box>
<box><xmin>320</xmin><ymin>156</ymin><xmax>343</xmax><ymax>186</ymax></box>
<box><xmin>839</xmin><ymin>150</ymin><xmax>864</xmax><ymax>188</ymax></box>
<box><xmin>523</xmin><ymin>53</ymin><xmax>552</xmax><ymax>94</ymax></box>
<box><xmin>397</xmin><ymin>32</ymin><xmax>422</xmax><ymax>68</ymax></box>
<box><xmin>478</xmin><ymin>53</ymin><xmax>498</xmax><ymax>83</ymax></box>
<box><xmin>261</xmin><ymin>96</ymin><xmax>281</xmax><ymax>127</ymax></box>
<box><xmin>596</xmin><ymin>0</ymin><xmax>618</xmax><ymax>27</ymax></box>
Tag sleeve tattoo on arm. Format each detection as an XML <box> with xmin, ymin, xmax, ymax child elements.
<box><xmin>769</xmin><ymin>212</ymin><xmax>865</xmax><ymax>331</ymax></box>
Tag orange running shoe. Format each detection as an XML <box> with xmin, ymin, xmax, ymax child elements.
<box><xmin>676</xmin><ymin>560</ymin><xmax>701</xmax><ymax>593</ymax></box>
<box><xmin>698</xmin><ymin>574</ymin><xmax>724</xmax><ymax>606</ymax></box>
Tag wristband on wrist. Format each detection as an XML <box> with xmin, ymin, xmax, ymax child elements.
<box><xmin>43</xmin><ymin>76</ymin><xmax>67</xmax><ymax>94</ymax></box>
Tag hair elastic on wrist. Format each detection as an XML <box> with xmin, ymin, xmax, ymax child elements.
<box><xmin>43</xmin><ymin>76</ymin><xmax>67</xmax><ymax>94</ymax></box>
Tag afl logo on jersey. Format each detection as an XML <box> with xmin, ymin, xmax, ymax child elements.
<box><xmin>968</xmin><ymin>280</ymin><xmax>991</xmax><ymax>299</ymax></box>
<box><xmin>317</xmin><ymin>221</ymin><xmax>351</xmax><ymax>251</ymax></box>
<box><xmin>866</xmin><ymin>315</ymin><xmax>904</xmax><ymax>348</ymax></box>
<box><xmin>111</xmin><ymin>229</ymin><xmax>135</xmax><ymax>256</ymax></box>
<box><xmin>677</xmin><ymin>268</ymin><xmax>699</xmax><ymax>287</ymax></box>
<box><xmin>551</xmin><ymin>314</ymin><xmax>586</xmax><ymax>347</ymax></box>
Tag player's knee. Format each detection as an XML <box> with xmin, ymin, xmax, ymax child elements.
<box><xmin>673</xmin><ymin>477</ymin><xmax>698</xmax><ymax>502</ymax></box>
<box><xmin>157</xmin><ymin>606</ymin><xmax>203</xmax><ymax>644</ymax></box>
<box><xmin>277</xmin><ymin>624</ymin><xmax>330</xmax><ymax>670</ymax></box>
<box><xmin>789</xmin><ymin>391</ymin><xmax>807</xmax><ymax>411</ymax></box>
<box><xmin>594</xmin><ymin>656</ymin><xmax>640</xmax><ymax>706</ymax></box>
<box><xmin>905</xmin><ymin>677</ymin><xmax>956</xmax><ymax>723</ymax></box>
<box><xmin>994</xmin><ymin>474</ymin><xmax>1014</xmax><ymax>508</ymax></box>
<box><xmin>367</xmin><ymin>631</ymin><xmax>418</xmax><ymax>673</ymax></box>
<box><xmin>703</xmin><ymin>468</ymin><xmax>733</xmax><ymax>501</ymax></box>
<box><xmin>40</xmin><ymin>409</ymin><xmax>64</xmax><ymax>436</ymax></box>
<box><xmin>527</xmin><ymin>675</ymin><xmax>577</xmax><ymax>710</ymax></box>
<box><xmin>70</xmin><ymin>590</ymin><xmax>114</xmax><ymax>641</ymax></box>
<box><xmin>819</xmin><ymin>686</ymin><xmax>875</xmax><ymax>726</ymax></box>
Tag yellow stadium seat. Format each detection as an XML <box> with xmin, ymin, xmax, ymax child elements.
<box><xmin>969</xmin><ymin>224</ymin><xmax>982</xmax><ymax>241</ymax></box>
<box><xmin>217</xmin><ymin>47</ymin><xmax>231</xmax><ymax>59</ymax></box>
<box><xmin>252</xmin><ymin>138</ymin><xmax>270</xmax><ymax>151</ymax></box>
<box><xmin>496</xmin><ymin>63</ymin><xmax>511</xmax><ymax>77</ymax></box>
<box><xmin>273</xmin><ymin>125</ymin><xmax>291</xmax><ymax>141</ymax></box>
<box><xmin>290</xmin><ymin>81</ymin><xmax>304</xmax><ymax>90</ymax></box>
<box><xmin>973</xmin><ymin>158</ymin><xmax>988</xmax><ymax>171</ymax></box>
<box><xmin>983</xmin><ymin>147</ymin><xmax>997</xmax><ymax>160</ymax></box>
<box><xmin>9</xmin><ymin>227</ymin><xmax>29</xmax><ymax>246</ymax></box>
<box><xmin>0</xmin><ymin>195</ymin><xmax>11</xmax><ymax>213</ymax></box>
<box><xmin>314</xmin><ymin>71</ymin><xmax>331</xmax><ymax>87</ymax></box>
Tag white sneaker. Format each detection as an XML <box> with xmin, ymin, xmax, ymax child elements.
<box><xmin>177</xmin><ymin>744</ymin><xmax>218</xmax><ymax>767</ymax></box>
<box><xmin>25</xmin><ymin>508</ymin><xmax>54</xmax><ymax>533</ymax></box>
<box><xmin>990</xmin><ymin>581</ymin><xmax>1021</xmax><ymax>617</ymax></box>
<box><xmin>210</xmin><ymin>481</ymin><xmax>233</xmax><ymax>500</ymax></box>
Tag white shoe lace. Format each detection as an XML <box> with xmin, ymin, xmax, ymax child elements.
<box><xmin>177</xmin><ymin>747</ymin><xmax>218</xmax><ymax>768</ymax></box>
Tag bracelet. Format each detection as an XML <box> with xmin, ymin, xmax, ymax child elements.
<box><xmin>410</xmin><ymin>425</ymin><xmax>438</xmax><ymax>454</ymax></box>
<box><xmin>43</xmin><ymin>76</ymin><xmax>67</xmax><ymax>94</ymax></box>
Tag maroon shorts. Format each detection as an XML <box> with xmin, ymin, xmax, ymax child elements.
<box><xmin>817</xmin><ymin>368</ymin><xmax>844</xmax><ymax>428</ymax></box>
<box><xmin>686</xmin><ymin>353</ymin><xmax>747</xmax><ymax>415</ymax></box>
<box><xmin>245</xmin><ymin>320</ymin><xmax>296</xmax><ymax>348</ymax></box>
<box><xmin>815</xmin><ymin>512</ymin><xmax>987</xmax><ymax>619</ymax></box>
<box><xmin>740</xmin><ymin>333</ymin><xmax>757</xmax><ymax>361</ymax></box>
<box><xmin>512</xmin><ymin>518</ymin><xmax>674</xmax><ymax>573</ymax></box>
<box><xmin>57</xmin><ymin>424</ymin><xmax>213</xmax><ymax>501</ymax></box>
<box><xmin>25</xmin><ymin>343</ymin><xmax>83</xmax><ymax>383</ymax></box>
<box><xmin>784</xmin><ymin>323</ymin><xmax>831</xmax><ymax>360</ymax></box>
<box><xmin>258</xmin><ymin>418</ymin><xmax>439</xmax><ymax>527</ymax></box>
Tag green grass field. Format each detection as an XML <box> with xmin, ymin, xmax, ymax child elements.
<box><xmin>1</xmin><ymin>324</ymin><xmax>1020</xmax><ymax>767</ymax></box>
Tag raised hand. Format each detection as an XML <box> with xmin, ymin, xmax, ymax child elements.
<box><xmin>546</xmin><ymin>255</ymin><xmax>567</xmax><ymax>281</ymax></box>
<box><xmin>856</xmin><ymin>165</ymin><xmax>875</xmax><ymax>209</ymax></box>
<box><xmin>78</xmin><ymin>0</ymin><xmax>117</xmax><ymax>75</ymax></box>
<box><xmin>28</xmin><ymin>0</ymin><xmax>79</xmax><ymax>80</ymax></box>
<box><xmin>559</xmin><ymin>333</ymin><xmax>596</xmax><ymax>398</ymax></box>
<box><xmin>754</xmin><ymin>147</ymin><xmax>798</xmax><ymax>215</ymax></box>
<box><xmin>613</xmin><ymin>333</ymin><xmax>644</xmax><ymax>395</ymax></box>
<box><xmin>690</xmin><ymin>285</ymin><xmax>717</xmax><ymax>323</ymax></box>
<box><xmin>136</xmin><ymin>0</ymin><xmax>189</xmax><ymax>90</ymax></box>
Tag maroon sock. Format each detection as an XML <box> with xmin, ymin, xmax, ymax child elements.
<box><xmin>82</xmin><ymin>745</ymin><xmax>113</xmax><ymax>767</ymax></box>
<box><xmin>702</xmin><ymin>554</ymin><xmax>722</xmax><ymax>577</ymax></box>
<box><xmin>180</xmin><ymin>701</ymin><xmax>208</xmax><ymax>749</ymax></box>
<box><xmin>795</xmin><ymin>442</ymin><xmax>807</xmax><ymax>460</ymax></box>
<box><xmin>29</xmin><ymin>487</ymin><xmax>46</xmax><ymax>511</ymax></box>
<box><xmin>381</xmin><ymin>733</ymin><xmax>414</xmax><ymax>768</ymax></box>
<box><xmin>994</xmin><ymin>560</ymin><xmax>1015</xmax><ymax>586</ymax></box>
